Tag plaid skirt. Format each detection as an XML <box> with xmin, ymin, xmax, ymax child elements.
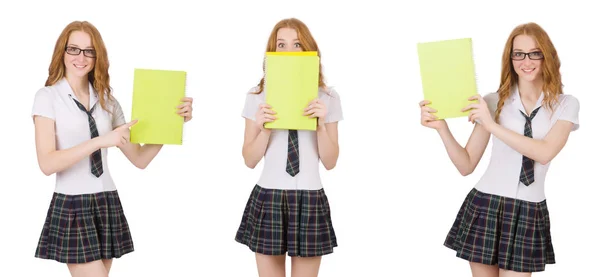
<box><xmin>235</xmin><ymin>184</ymin><xmax>338</xmax><ymax>257</ymax></box>
<box><xmin>444</xmin><ymin>188</ymin><xmax>555</xmax><ymax>272</ymax></box>
<box><xmin>35</xmin><ymin>190</ymin><xmax>134</xmax><ymax>264</ymax></box>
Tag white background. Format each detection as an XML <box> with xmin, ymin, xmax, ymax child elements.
<box><xmin>1</xmin><ymin>0</ymin><xmax>598</xmax><ymax>276</ymax></box>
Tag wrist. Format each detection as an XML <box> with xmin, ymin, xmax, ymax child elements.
<box><xmin>91</xmin><ymin>136</ymin><xmax>105</xmax><ymax>149</ymax></box>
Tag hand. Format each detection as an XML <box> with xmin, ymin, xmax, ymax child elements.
<box><xmin>303</xmin><ymin>98</ymin><xmax>327</xmax><ymax>126</ymax></box>
<box><xmin>255</xmin><ymin>103</ymin><xmax>277</xmax><ymax>132</ymax></box>
<box><xmin>100</xmin><ymin>120</ymin><xmax>138</xmax><ymax>148</ymax></box>
<box><xmin>177</xmin><ymin>97</ymin><xmax>193</xmax><ymax>122</ymax></box>
<box><xmin>419</xmin><ymin>100</ymin><xmax>447</xmax><ymax>130</ymax></box>
<box><xmin>461</xmin><ymin>95</ymin><xmax>494</xmax><ymax>130</ymax></box>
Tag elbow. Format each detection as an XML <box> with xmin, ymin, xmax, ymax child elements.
<box><xmin>135</xmin><ymin>163</ymin><xmax>148</xmax><ymax>170</ymax></box>
<box><xmin>39</xmin><ymin>164</ymin><xmax>54</xmax><ymax>176</ymax></box>
<box><xmin>244</xmin><ymin>158</ymin><xmax>258</xmax><ymax>169</ymax></box>
<box><xmin>324</xmin><ymin>162</ymin><xmax>337</xmax><ymax>170</ymax></box>
<box><xmin>459</xmin><ymin>167</ymin><xmax>474</xmax><ymax>177</ymax></box>
<box><xmin>538</xmin><ymin>156</ymin><xmax>552</xmax><ymax>166</ymax></box>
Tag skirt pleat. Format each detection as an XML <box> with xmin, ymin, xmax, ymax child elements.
<box><xmin>35</xmin><ymin>190</ymin><xmax>134</xmax><ymax>264</ymax></box>
<box><xmin>235</xmin><ymin>184</ymin><xmax>337</xmax><ymax>257</ymax></box>
<box><xmin>444</xmin><ymin>188</ymin><xmax>555</xmax><ymax>272</ymax></box>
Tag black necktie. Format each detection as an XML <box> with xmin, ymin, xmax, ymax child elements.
<box><xmin>286</xmin><ymin>130</ymin><xmax>300</xmax><ymax>176</ymax></box>
<box><xmin>519</xmin><ymin>106</ymin><xmax>541</xmax><ymax>186</ymax></box>
<box><xmin>72</xmin><ymin>98</ymin><xmax>103</xmax><ymax>178</ymax></box>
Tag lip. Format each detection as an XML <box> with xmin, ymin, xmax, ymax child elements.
<box><xmin>521</xmin><ymin>67</ymin><xmax>535</xmax><ymax>74</ymax></box>
<box><xmin>73</xmin><ymin>64</ymin><xmax>87</xmax><ymax>69</ymax></box>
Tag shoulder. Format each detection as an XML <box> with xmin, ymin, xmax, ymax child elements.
<box><xmin>319</xmin><ymin>86</ymin><xmax>341</xmax><ymax>99</ymax></box>
<box><xmin>557</xmin><ymin>93</ymin><xmax>579</xmax><ymax>107</ymax></box>
<box><xmin>482</xmin><ymin>92</ymin><xmax>499</xmax><ymax>103</ymax></box>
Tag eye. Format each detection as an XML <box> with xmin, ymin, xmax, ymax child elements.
<box><xmin>512</xmin><ymin>52</ymin><xmax>524</xmax><ymax>57</ymax></box>
<box><xmin>294</xmin><ymin>42</ymin><xmax>301</xmax><ymax>48</ymax></box>
<box><xmin>277</xmin><ymin>43</ymin><xmax>285</xmax><ymax>48</ymax></box>
<box><xmin>531</xmin><ymin>51</ymin><xmax>543</xmax><ymax>58</ymax></box>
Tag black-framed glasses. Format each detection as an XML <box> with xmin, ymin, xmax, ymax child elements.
<box><xmin>511</xmin><ymin>51</ymin><xmax>544</xmax><ymax>61</ymax></box>
<box><xmin>65</xmin><ymin>46</ymin><xmax>97</xmax><ymax>58</ymax></box>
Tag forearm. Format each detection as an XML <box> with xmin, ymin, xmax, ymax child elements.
<box><xmin>242</xmin><ymin>130</ymin><xmax>271</xmax><ymax>168</ymax></box>
<box><xmin>487</xmin><ymin>122</ymin><xmax>549</xmax><ymax>164</ymax></box>
<box><xmin>38</xmin><ymin>137</ymin><xmax>103</xmax><ymax>176</ymax></box>
<box><xmin>129</xmin><ymin>144</ymin><xmax>163</xmax><ymax>169</ymax></box>
<box><xmin>316</xmin><ymin>125</ymin><xmax>339</xmax><ymax>170</ymax></box>
<box><xmin>437</xmin><ymin>127</ymin><xmax>475</xmax><ymax>176</ymax></box>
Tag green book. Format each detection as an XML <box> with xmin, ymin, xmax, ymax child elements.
<box><xmin>417</xmin><ymin>38</ymin><xmax>478</xmax><ymax>119</ymax></box>
<box><xmin>264</xmin><ymin>51</ymin><xmax>319</xmax><ymax>131</ymax></box>
<box><xmin>130</xmin><ymin>68</ymin><xmax>186</xmax><ymax>145</ymax></box>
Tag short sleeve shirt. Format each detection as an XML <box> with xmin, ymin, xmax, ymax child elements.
<box><xmin>242</xmin><ymin>86</ymin><xmax>343</xmax><ymax>190</ymax></box>
<box><xmin>32</xmin><ymin>77</ymin><xmax>126</xmax><ymax>195</ymax></box>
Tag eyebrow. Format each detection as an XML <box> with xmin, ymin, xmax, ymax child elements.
<box><xmin>513</xmin><ymin>48</ymin><xmax>541</xmax><ymax>52</ymax></box>
<box><xmin>67</xmin><ymin>43</ymin><xmax>94</xmax><ymax>49</ymax></box>
<box><xmin>276</xmin><ymin>39</ymin><xmax>300</xmax><ymax>41</ymax></box>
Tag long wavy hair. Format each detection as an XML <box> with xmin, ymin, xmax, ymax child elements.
<box><xmin>45</xmin><ymin>21</ymin><xmax>113</xmax><ymax>112</ymax></box>
<box><xmin>494</xmin><ymin>22</ymin><xmax>562</xmax><ymax>122</ymax></box>
<box><xmin>253</xmin><ymin>18</ymin><xmax>327</xmax><ymax>94</ymax></box>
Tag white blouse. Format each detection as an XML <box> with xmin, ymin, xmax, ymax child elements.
<box><xmin>242</xmin><ymin>86</ymin><xmax>343</xmax><ymax>190</ymax></box>
<box><xmin>475</xmin><ymin>87</ymin><xmax>580</xmax><ymax>202</ymax></box>
<box><xmin>31</xmin><ymin>77</ymin><xmax>126</xmax><ymax>195</ymax></box>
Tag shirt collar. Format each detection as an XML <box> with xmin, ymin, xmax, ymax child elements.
<box><xmin>510</xmin><ymin>85</ymin><xmax>544</xmax><ymax>115</ymax></box>
<box><xmin>58</xmin><ymin>77</ymin><xmax>98</xmax><ymax>109</ymax></box>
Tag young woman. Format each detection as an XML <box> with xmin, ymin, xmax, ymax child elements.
<box><xmin>235</xmin><ymin>18</ymin><xmax>342</xmax><ymax>277</ymax></box>
<box><xmin>32</xmin><ymin>21</ymin><xmax>193</xmax><ymax>277</ymax></box>
<box><xmin>419</xmin><ymin>23</ymin><xmax>579</xmax><ymax>277</ymax></box>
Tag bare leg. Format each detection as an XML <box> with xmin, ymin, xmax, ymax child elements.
<box><xmin>67</xmin><ymin>260</ymin><xmax>108</xmax><ymax>277</ymax></box>
<box><xmin>291</xmin><ymin>256</ymin><xmax>322</xmax><ymax>277</ymax></box>
<box><xmin>499</xmin><ymin>268</ymin><xmax>532</xmax><ymax>277</ymax></box>
<box><xmin>256</xmin><ymin>253</ymin><xmax>286</xmax><ymax>277</ymax></box>
<box><xmin>102</xmin><ymin>259</ymin><xmax>113</xmax><ymax>274</ymax></box>
<box><xmin>470</xmin><ymin>262</ymin><xmax>500</xmax><ymax>277</ymax></box>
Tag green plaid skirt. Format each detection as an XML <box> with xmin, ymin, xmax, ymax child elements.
<box><xmin>35</xmin><ymin>190</ymin><xmax>134</xmax><ymax>263</ymax></box>
<box><xmin>235</xmin><ymin>184</ymin><xmax>338</xmax><ymax>257</ymax></box>
<box><xmin>444</xmin><ymin>188</ymin><xmax>555</xmax><ymax>272</ymax></box>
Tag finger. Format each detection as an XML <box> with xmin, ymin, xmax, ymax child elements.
<box><xmin>263</xmin><ymin>108</ymin><xmax>276</xmax><ymax>115</ymax></box>
<box><xmin>120</xmin><ymin>137</ymin><xmax>127</xmax><ymax>145</ymax></box>
<box><xmin>461</xmin><ymin>103</ymin><xmax>479</xmax><ymax>112</ymax></box>
<box><xmin>259</xmin><ymin>103</ymin><xmax>272</xmax><ymax>109</ymax></box>
<box><xmin>119</xmin><ymin>119</ymin><xmax>138</xmax><ymax>129</ymax></box>
<box><xmin>419</xmin><ymin>100</ymin><xmax>431</xmax><ymax>106</ymax></box>
<box><xmin>180</xmin><ymin>97</ymin><xmax>193</xmax><ymax>103</ymax></box>
<box><xmin>422</xmin><ymin>106</ymin><xmax>437</xmax><ymax>113</ymax></box>
<box><xmin>263</xmin><ymin>114</ymin><xmax>277</xmax><ymax>120</ymax></box>
<box><xmin>468</xmin><ymin>94</ymin><xmax>482</xmax><ymax>101</ymax></box>
<box><xmin>177</xmin><ymin>106</ymin><xmax>191</xmax><ymax>114</ymax></box>
<box><xmin>423</xmin><ymin>113</ymin><xmax>438</xmax><ymax>121</ymax></box>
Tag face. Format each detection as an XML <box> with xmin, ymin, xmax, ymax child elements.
<box><xmin>511</xmin><ymin>34</ymin><xmax>544</xmax><ymax>83</ymax></box>
<box><xmin>63</xmin><ymin>30</ymin><xmax>96</xmax><ymax>78</ymax></box>
<box><xmin>275</xmin><ymin>28</ymin><xmax>302</xmax><ymax>52</ymax></box>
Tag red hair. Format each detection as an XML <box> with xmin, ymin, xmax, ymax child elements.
<box><xmin>45</xmin><ymin>21</ymin><xmax>113</xmax><ymax>112</ymax></box>
<box><xmin>254</xmin><ymin>18</ymin><xmax>326</xmax><ymax>94</ymax></box>
<box><xmin>494</xmin><ymin>22</ymin><xmax>562</xmax><ymax>122</ymax></box>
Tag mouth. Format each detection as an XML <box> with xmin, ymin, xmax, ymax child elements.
<box><xmin>73</xmin><ymin>64</ymin><xmax>87</xmax><ymax>69</ymax></box>
<box><xmin>521</xmin><ymin>67</ymin><xmax>536</xmax><ymax>74</ymax></box>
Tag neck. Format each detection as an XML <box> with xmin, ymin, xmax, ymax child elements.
<box><xmin>517</xmin><ymin>78</ymin><xmax>543</xmax><ymax>101</ymax></box>
<box><xmin>65</xmin><ymin>73</ymin><xmax>90</xmax><ymax>98</ymax></box>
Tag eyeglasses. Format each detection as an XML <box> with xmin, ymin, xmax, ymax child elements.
<box><xmin>65</xmin><ymin>46</ymin><xmax>97</xmax><ymax>58</ymax></box>
<box><xmin>511</xmin><ymin>51</ymin><xmax>544</xmax><ymax>61</ymax></box>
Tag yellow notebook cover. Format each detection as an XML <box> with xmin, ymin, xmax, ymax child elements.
<box><xmin>130</xmin><ymin>68</ymin><xmax>186</xmax><ymax>145</ymax></box>
<box><xmin>264</xmin><ymin>51</ymin><xmax>319</xmax><ymax>130</ymax></box>
<box><xmin>417</xmin><ymin>38</ymin><xmax>478</xmax><ymax>119</ymax></box>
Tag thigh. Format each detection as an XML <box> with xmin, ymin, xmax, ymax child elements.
<box><xmin>499</xmin><ymin>268</ymin><xmax>532</xmax><ymax>277</ymax></box>
<box><xmin>470</xmin><ymin>262</ymin><xmax>499</xmax><ymax>277</ymax></box>
<box><xmin>67</xmin><ymin>260</ymin><xmax>108</xmax><ymax>277</ymax></box>
<box><xmin>256</xmin><ymin>253</ymin><xmax>286</xmax><ymax>277</ymax></box>
<box><xmin>102</xmin><ymin>259</ymin><xmax>113</xmax><ymax>273</ymax></box>
<box><xmin>291</xmin><ymin>256</ymin><xmax>322</xmax><ymax>277</ymax></box>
